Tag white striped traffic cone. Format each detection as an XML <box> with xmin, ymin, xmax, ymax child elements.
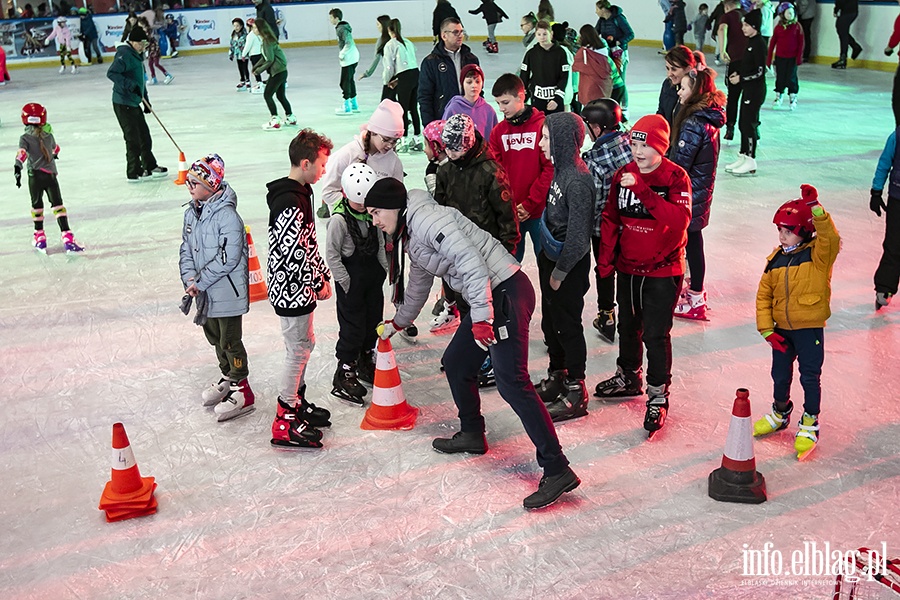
<box><xmin>360</xmin><ymin>336</ymin><xmax>418</xmax><ymax>430</ymax></box>
<box><xmin>98</xmin><ymin>423</ymin><xmax>158</xmax><ymax>522</ymax></box>
<box><xmin>708</xmin><ymin>389</ymin><xmax>767</xmax><ymax>504</ymax></box>
<box><xmin>174</xmin><ymin>151</ymin><xmax>188</xmax><ymax>185</ymax></box>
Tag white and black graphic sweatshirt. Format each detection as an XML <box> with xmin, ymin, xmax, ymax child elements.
<box><xmin>520</xmin><ymin>43</ymin><xmax>570</xmax><ymax>103</ymax></box>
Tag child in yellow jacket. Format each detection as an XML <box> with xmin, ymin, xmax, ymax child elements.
<box><xmin>754</xmin><ymin>184</ymin><xmax>840</xmax><ymax>460</ymax></box>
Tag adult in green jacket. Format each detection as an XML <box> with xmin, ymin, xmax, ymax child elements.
<box><xmin>106</xmin><ymin>26</ymin><xmax>167</xmax><ymax>182</ymax></box>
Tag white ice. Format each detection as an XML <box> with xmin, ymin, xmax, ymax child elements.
<box><xmin>0</xmin><ymin>42</ymin><xmax>898</xmax><ymax>600</ymax></box>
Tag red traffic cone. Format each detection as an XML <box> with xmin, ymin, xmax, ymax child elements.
<box><xmin>98</xmin><ymin>423</ymin><xmax>158</xmax><ymax>521</ymax></box>
<box><xmin>708</xmin><ymin>389</ymin><xmax>767</xmax><ymax>504</ymax></box>
<box><xmin>173</xmin><ymin>151</ymin><xmax>188</xmax><ymax>185</ymax></box>
<box><xmin>360</xmin><ymin>335</ymin><xmax>419</xmax><ymax>430</ymax></box>
<box><xmin>246</xmin><ymin>226</ymin><xmax>268</xmax><ymax>303</ymax></box>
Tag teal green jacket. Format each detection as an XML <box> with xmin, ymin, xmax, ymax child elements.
<box><xmin>107</xmin><ymin>43</ymin><xmax>148</xmax><ymax>107</ymax></box>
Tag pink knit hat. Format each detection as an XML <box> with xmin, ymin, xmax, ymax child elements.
<box><xmin>365</xmin><ymin>100</ymin><xmax>405</xmax><ymax>138</ymax></box>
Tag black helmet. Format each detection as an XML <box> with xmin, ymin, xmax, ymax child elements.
<box><xmin>581</xmin><ymin>98</ymin><xmax>623</xmax><ymax>131</ymax></box>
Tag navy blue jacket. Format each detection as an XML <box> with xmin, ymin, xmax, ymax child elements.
<box><xmin>669</xmin><ymin>96</ymin><xmax>726</xmax><ymax>232</ymax></box>
<box><xmin>417</xmin><ymin>41</ymin><xmax>479</xmax><ymax>126</ymax></box>
<box><xmin>595</xmin><ymin>6</ymin><xmax>634</xmax><ymax>49</ymax></box>
<box><xmin>79</xmin><ymin>14</ymin><xmax>98</xmax><ymax>39</ymax></box>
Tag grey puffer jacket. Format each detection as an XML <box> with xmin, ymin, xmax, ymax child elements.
<box><xmin>179</xmin><ymin>183</ymin><xmax>250</xmax><ymax>318</ymax></box>
<box><xmin>394</xmin><ymin>190</ymin><xmax>520</xmax><ymax>326</ymax></box>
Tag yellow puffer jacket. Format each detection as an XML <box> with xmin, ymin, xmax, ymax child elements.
<box><xmin>756</xmin><ymin>210</ymin><xmax>840</xmax><ymax>332</ymax></box>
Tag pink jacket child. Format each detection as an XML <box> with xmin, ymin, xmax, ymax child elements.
<box><xmin>45</xmin><ymin>16</ymin><xmax>79</xmax><ymax>72</ymax></box>
<box><xmin>0</xmin><ymin>45</ymin><xmax>10</xmax><ymax>85</ymax></box>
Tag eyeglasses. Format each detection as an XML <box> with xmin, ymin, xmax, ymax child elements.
<box><xmin>376</xmin><ymin>133</ymin><xmax>400</xmax><ymax>147</ymax></box>
<box><xmin>442</xmin><ymin>28</ymin><xmax>465</xmax><ymax>37</ymax></box>
<box><xmin>185</xmin><ymin>177</ymin><xmax>201</xmax><ymax>190</ymax></box>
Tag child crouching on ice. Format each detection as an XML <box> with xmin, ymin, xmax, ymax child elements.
<box><xmin>179</xmin><ymin>154</ymin><xmax>255</xmax><ymax>423</ymax></box>
<box><xmin>754</xmin><ymin>184</ymin><xmax>840</xmax><ymax>460</ymax></box>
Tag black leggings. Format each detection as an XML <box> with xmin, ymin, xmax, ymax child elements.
<box><xmin>237</xmin><ymin>58</ymin><xmax>250</xmax><ymax>83</ymax></box>
<box><xmin>685</xmin><ymin>230</ymin><xmax>705</xmax><ymax>291</ymax></box>
<box><xmin>264</xmin><ymin>71</ymin><xmax>292</xmax><ymax>117</ymax></box>
<box><xmin>29</xmin><ymin>170</ymin><xmax>70</xmax><ymax>232</ymax></box>
<box><xmin>835</xmin><ymin>11</ymin><xmax>859</xmax><ymax>59</ymax></box>
<box><xmin>249</xmin><ymin>54</ymin><xmax>263</xmax><ymax>82</ymax></box>
<box><xmin>395</xmin><ymin>68</ymin><xmax>421</xmax><ymax>136</ymax></box>
<box><xmin>739</xmin><ymin>82</ymin><xmax>765</xmax><ymax>158</ymax></box>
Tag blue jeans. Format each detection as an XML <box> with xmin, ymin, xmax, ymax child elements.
<box><xmin>513</xmin><ymin>218</ymin><xmax>542</xmax><ymax>263</ymax></box>
<box><xmin>442</xmin><ymin>270</ymin><xmax>569</xmax><ymax>476</ymax></box>
<box><xmin>771</xmin><ymin>327</ymin><xmax>824</xmax><ymax>415</ymax></box>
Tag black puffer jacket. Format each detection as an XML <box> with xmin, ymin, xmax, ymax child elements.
<box><xmin>669</xmin><ymin>92</ymin><xmax>726</xmax><ymax>232</ymax></box>
<box><xmin>595</xmin><ymin>5</ymin><xmax>634</xmax><ymax>49</ymax></box>
<box><xmin>657</xmin><ymin>79</ymin><xmax>679</xmax><ymax>126</ymax></box>
<box><xmin>433</xmin><ymin>0</ymin><xmax>461</xmax><ymax>36</ymax></box>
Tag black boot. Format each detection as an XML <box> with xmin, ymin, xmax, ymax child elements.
<box><xmin>850</xmin><ymin>44</ymin><xmax>863</xmax><ymax>60</ymax></box>
<box><xmin>535</xmin><ymin>369</ymin><xmax>567</xmax><ymax>403</ymax></box>
<box><xmin>295</xmin><ymin>384</ymin><xmax>332</xmax><ymax>428</ymax></box>
<box><xmin>331</xmin><ymin>361</ymin><xmax>367</xmax><ymax>405</ymax></box>
<box><xmin>546</xmin><ymin>378</ymin><xmax>589</xmax><ymax>423</ymax></box>
<box><xmin>432</xmin><ymin>431</ymin><xmax>488</xmax><ymax>454</ymax></box>
<box><xmin>643</xmin><ymin>384</ymin><xmax>669</xmax><ymax>436</ymax></box>
<box><xmin>523</xmin><ymin>467</ymin><xmax>581</xmax><ymax>509</ymax></box>
<box><xmin>831</xmin><ymin>57</ymin><xmax>847</xmax><ymax>69</ymax></box>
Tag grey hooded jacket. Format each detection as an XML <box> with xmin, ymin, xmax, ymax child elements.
<box><xmin>394</xmin><ymin>190</ymin><xmax>520</xmax><ymax>326</ymax></box>
<box><xmin>179</xmin><ymin>183</ymin><xmax>250</xmax><ymax>318</ymax></box>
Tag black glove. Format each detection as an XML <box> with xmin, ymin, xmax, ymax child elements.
<box><xmin>193</xmin><ymin>290</ymin><xmax>209</xmax><ymax>326</ymax></box>
<box><xmin>870</xmin><ymin>189</ymin><xmax>887</xmax><ymax>217</ymax></box>
<box><xmin>886</xmin><ymin>48</ymin><xmax>895</xmax><ymax>57</ymax></box>
<box><xmin>14</xmin><ymin>165</ymin><xmax>22</xmax><ymax>188</ymax></box>
<box><xmin>179</xmin><ymin>293</ymin><xmax>193</xmax><ymax>315</ymax></box>
<box><xmin>229</xmin><ymin>54</ymin><xmax>234</xmax><ymax>61</ymax></box>
<box><xmin>143</xmin><ymin>103</ymin><xmax>152</xmax><ymax>114</ymax></box>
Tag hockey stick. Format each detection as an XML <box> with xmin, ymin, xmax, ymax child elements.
<box><xmin>145</xmin><ymin>103</ymin><xmax>183</xmax><ymax>154</ymax></box>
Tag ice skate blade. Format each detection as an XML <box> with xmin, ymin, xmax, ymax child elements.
<box><xmin>331</xmin><ymin>387</ymin><xmax>365</xmax><ymax>406</ymax></box>
<box><xmin>398</xmin><ymin>331</ymin><xmax>419</xmax><ymax>344</ymax></box>
<box><xmin>673</xmin><ymin>312</ymin><xmax>709</xmax><ymax>321</ymax></box>
<box><xmin>597</xmin><ymin>332</ymin><xmax>615</xmax><ymax>344</ymax></box>
<box><xmin>429</xmin><ymin>322</ymin><xmax>460</xmax><ymax>335</ymax></box>
<box><xmin>731</xmin><ymin>170</ymin><xmax>756</xmax><ymax>177</ymax></box>
<box><xmin>797</xmin><ymin>445</ymin><xmax>816</xmax><ymax>461</ymax></box>
<box><xmin>216</xmin><ymin>405</ymin><xmax>256</xmax><ymax>422</ymax></box>
<box><xmin>270</xmin><ymin>439</ymin><xmax>323</xmax><ymax>450</ymax></box>
<box><xmin>593</xmin><ymin>390</ymin><xmax>643</xmax><ymax>399</ymax></box>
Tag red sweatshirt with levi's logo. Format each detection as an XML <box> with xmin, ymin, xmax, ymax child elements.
<box><xmin>598</xmin><ymin>158</ymin><xmax>692</xmax><ymax>278</ymax></box>
<box><xmin>488</xmin><ymin>107</ymin><xmax>554</xmax><ymax>220</ymax></box>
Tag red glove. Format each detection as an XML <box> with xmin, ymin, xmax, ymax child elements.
<box><xmin>800</xmin><ymin>184</ymin><xmax>820</xmax><ymax>208</ymax></box>
<box><xmin>763</xmin><ymin>331</ymin><xmax>787</xmax><ymax>353</ymax></box>
<box><xmin>471</xmin><ymin>321</ymin><xmax>496</xmax><ymax>351</ymax></box>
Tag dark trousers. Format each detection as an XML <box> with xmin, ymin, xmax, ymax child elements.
<box><xmin>685</xmin><ymin>230</ymin><xmax>706</xmax><ymax>291</ymax></box>
<box><xmin>725</xmin><ymin>59</ymin><xmax>743</xmax><ymax>129</ymax></box>
<box><xmin>203</xmin><ymin>315</ymin><xmax>249</xmax><ymax>381</ymax></box>
<box><xmin>616</xmin><ymin>272</ymin><xmax>682</xmax><ymax>388</ymax></box>
<box><xmin>835</xmin><ymin>11</ymin><xmax>859</xmax><ymax>59</ymax></box>
<box><xmin>29</xmin><ymin>170</ymin><xmax>69</xmax><ymax>232</ymax></box>
<box><xmin>443</xmin><ymin>270</ymin><xmax>569</xmax><ymax>476</ymax></box>
<box><xmin>773</xmin><ymin>56</ymin><xmax>799</xmax><ymax>95</ymax></box>
<box><xmin>264</xmin><ymin>71</ymin><xmax>292</xmax><ymax>117</ymax></box>
<box><xmin>335</xmin><ymin>254</ymin><xmax>386</xmax><ymax>363</ymax></box>
<box><xmin>739</xmin><ymin>82</ymin><xmax>765</xmax><ymax>158</ymax></box>
<box><xmin>82</xmin><ymin>36</ymin><xmax>102</xmax><ymax>62</ymax></box>
<box><xmin>538</xmin><ymin>250</ymin><xmax>590</xmax><ymax>380</ymax></box>
<box><xmin>799</xmin><ymin>17</ymin><xmax>813</xmax><ymax>62</ymax></box>
<box><xmin>381</xmin><ymin>85</ymin><xmax>397</xmax><ymax>101</ymax></box>
<box><xmin>339</xmin><ymin>63</ymin><xmax>357</xmax><ymax>99</ymax></box>
<box><xmin>893</xmin><ymin>65</ymin><xmax>900</xmax><ymax>127</ymax></box>
<box><xmin>395</xmin><ymin>68</ymin><xmax>421</xmax><ymax>136</ymax></box>
<box><xmin>771</xmin><ymin>327</ymin><xmax>823</xmax><ymax>415</ymax></box>
<box><xmin>591</xmin><ymin>235</ymin><xmax>616</xmax><ymax>312</ymax></box>
<box><xmin>113</xmin><ymin>102</ymin><xmax>158</xmax><ymax>179</ymax></box>
<box><xmin>513</xmin><ymin>218</ymin><xmax>542</xmax><ymax>263</ymax></box>
<box><xmin>249</xmin><ymin>54</ymin><xmax>263</xmax><ymax>82</ymax></box>
<box><xmin>875</xmin><ymin>195</ymin><xmax>900</xmax><ymax>295</ymax></box>
<box><xmin>237</xmin><ymin>58</ymin><xmax>250</xmax><ymax>83</ymax></box>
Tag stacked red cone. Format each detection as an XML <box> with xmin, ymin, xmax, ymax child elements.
<box><xmin>98</xmin><ymin>423</ymin><xmax>158</xmax><ymax>522</ymax></box>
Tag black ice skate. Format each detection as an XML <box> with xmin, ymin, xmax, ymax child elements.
<box><xmin>331</xmin><ymin>360</ymin><xmax>367</xmax><ymax>406</ymax></box>
<box><xmin>644</xmin><ymin>385</ymin><xmax>669</xmax><ymax>438</ymax></box>
<box><xmin>546</xmin><ymin>378</ymin><xmax>589</xmax><ymax>423</ymax></box>
<box><xmin>357</xmin><ymin>350</ymin><xmax>376</xmax><ymax>386</ymax></box>
<box><xmin>296</xmin><ymin>383</ymin><xmax>332</xmax><ymax>428</ymax></box>
<box><xmin>270</xmin><ymin>397</ymin><xmax>324</xmax><ymax>450</ymax></box>
<box><xmin>535</xmin><ymin>369</ymin><xmax>567</xmax><ymax>403</ymax></box>
<box><xmin>594</xmin><ymin>366</ymin><xmax>643</xmax><ymax>398</ymax></box>
<box><xmin>592</xmin><ymin>309</ymin><xmax>616</xmax><ymax>344</ymax></box>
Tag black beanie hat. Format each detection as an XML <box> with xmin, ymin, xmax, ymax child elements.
<box><xmin>742</xmin><ymin>9</ymin><xmax>762</xmax><ymax>32</ymax></box>
<box><xmin>364</xmin><ymin>178</ymin><xmax>407</xmax><ymax>210</ymax></box>
<box><xmin>129</xmin><ymin>25</ymin><xmax>148</xmax><ymax>42</ymax></box>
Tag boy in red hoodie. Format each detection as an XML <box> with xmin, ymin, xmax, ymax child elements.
<box><xmin>489</xmin><ymin>73</ymin><xmax>554</xmax><ymax>263</ymax></box>
<box><xmin>594</xmin><ymin>114</ymin><xmax>691</xmax><ymax>436</ymax></box>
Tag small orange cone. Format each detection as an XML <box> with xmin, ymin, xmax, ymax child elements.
<box><xmin>361</xmin><ymin>335</ymin><xmax>419</xmax><ymax>430</ymax></box>
<box><xmin>98</xmin><ymin>423</ymin><xmax>158</xmax><ymax>522</ymax></box>
<box><xmin>246</xmin><ymin>226</ymin><xmax>268</xmax><ymax>303</ymax></box>
<box><xmin>173</xmin><ymin>151</ymin><xmax>188</xmax><ymax>185</ymax></box>
<box><xmin>708</xmin><ymin>389</ymin><xmax>767</xmax><ymax>504</ymax></box>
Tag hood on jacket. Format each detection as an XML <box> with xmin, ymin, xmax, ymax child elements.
<box><xmin>546</xmin><ymin>112</ymin><xmax>588</xmax><ymax>173</ymax></box>
<box><xmin>575</xmin><ymin>47</ymin><xmax>609</xmax><ymax>78</ymax></box>
<box><xmin>197</xmin><ymin>182</ymin><xmax>238</xmax><ymax>216</ymax></box>
<box><xmin>681</xmin><ymin>89</ymin><xmax>727</xmax><ymax>128</ymax></box>
<box><xmin>336</xmin><ymin>21</ymin><xmax>352</xmax><ymax>34</ymax></box>
<box><xmin>266</xmin><ymin>177</ymin><xmax>310</xmax><ymax>210</ymax></box>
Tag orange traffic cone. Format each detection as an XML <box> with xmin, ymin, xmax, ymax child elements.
<box><xmin>173</xmin><ymin>151</ymin><xmax>188</xmax><ymax>185</ymax></box>
<box><xmin>360</xmin><ymin>335</ymin><xmax>419</xmax><ymax>430</ymax></box>
<box><xmin>246</xmin><ymin>226</ymin><xmax>268</xmax><ymax>303</ymax></box>
<box><xmin>708</xmin><ymin>389</ymin><xmax>767</xmax><ymax>504</ymax></box>
<box><xmin>98</xmin><ymin>423</ymin><xmax>158</xmax><ymax>522</ymax></box>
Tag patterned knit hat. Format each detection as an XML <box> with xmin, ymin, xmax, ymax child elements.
<box><xmin>442</xmin><ymin>114</ymin><xmax>476</xmax><ymax>153</ymax></box>
<box><xmin>189</xmin><ymin>154</ymin><xmax>225</xmax><ymax>191</ymax></box>
<box><xmin>423</xmin><ymin>119</ymin><xmax>447</xmax><ymax>155</ymax></box>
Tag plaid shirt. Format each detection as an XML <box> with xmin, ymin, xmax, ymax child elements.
<box><xmin>582</xmin><ymin>131</ymin><xmax>632</xmax><ymax>237</ymax></box>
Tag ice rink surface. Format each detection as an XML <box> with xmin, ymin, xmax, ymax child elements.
<box><xmin>1</xmin><ymin>40</ymin><xmax>899</xmax><ymax>600</ymax></box>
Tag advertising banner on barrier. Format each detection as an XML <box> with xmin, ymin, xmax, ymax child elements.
<box><xmin>1</xmin><ymin>18</ymin><xmax>83</xmax><ymax>60</ymax></box>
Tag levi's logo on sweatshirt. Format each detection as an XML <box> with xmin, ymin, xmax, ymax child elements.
<box><xmin>501</xmin><ymin>132</ymin><xmax>537</xmax><ymax>152</ymax></box>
